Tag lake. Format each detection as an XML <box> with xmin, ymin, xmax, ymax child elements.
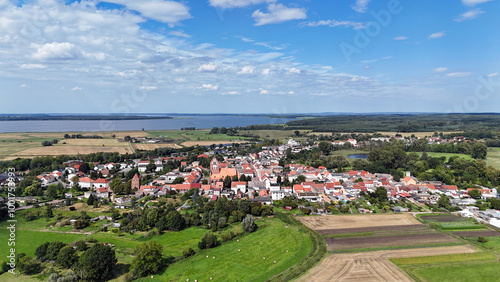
<box><xmin>0</xmin><ymin>115</ymin><xmax>295</xmax><ymax>133</ymax></box>
<box><xmin>348</xmin><ymin>154</ymin><xmax>369</xmax><ymax>159</ymax></box>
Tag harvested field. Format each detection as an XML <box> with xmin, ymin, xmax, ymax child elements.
<box><xmin>317</xmin><ymin>224</ymin><xmax>427</xmax><ymax>236</ymax></box>
<box><xmin>297</xmin><ymin>245</ymin><xmax>476</xmax><ymax>282</ymax></box>
<box><xmin>326</xmin><ymin>231</ymin><xmax>459</xmax><ymax>252</ymax></box>
<box><xmin>133</xmin><ymin>143</ymin><xmax>182</xmax><ymax>150</ymax></box>
<box><xmin>13</xmin><ymin>145</ymin><xmax>130</xmax><ymax>156</ymax></box>
<box><xmin>299</xmin><ymin>214</ymin><xmax>421</xmax><ymax>231</ymax></box>
<box><xmin>420</xmin><ymin>215</ymin><xmax>463</xmax><ymax>222</ymax></box>
<box><xmin>451</xmin><ymin>230</ymin><xmax>500</xmax><ymax>237</ymax></box>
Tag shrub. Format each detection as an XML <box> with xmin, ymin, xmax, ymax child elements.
<box><xmin>478</xmin><ymin>236</ymin><xmax>488</xmax><ymax>243</ymax></box>
<box><xmin>198</xmin><ymin>232</ymin><xmax>220</xmax><ymax>250</ymax></box>
<box><xmin>182</xmin><ymin>248</ymin><xmax>196</xmax><ymax>258</ymax></box>
<box><xmin>242</xmin><ymin>214</ymin><xmax>258</xmax><ymax>233</ymax></box>
<box><xmin>221</xmin><ymin>231</ymin><xmax>234</xmax><ymax>242</ymax></box>
<box><xmin>69</xmin><ymin>207</ymin><xmax>76</xmax><ymax>211</ymax></box>
<box><xmin>75</xmin><ymin>241</ymin><xmax>88</xmax><ymax>251</ymax></box>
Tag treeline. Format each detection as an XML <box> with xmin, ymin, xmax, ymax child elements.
<box><xmin>363</xmin><ymin>142</ymin><xmax>500</xmax><ymax>188</ymax></box>
<box><xmin>63</xmin><ymin>134</ymin><xmax>103</xmax><ymax>139</ymax></box>
<box><xmin>284</xmin><ymin>114</ymin><xmax>500</xmax><ymax>133</ymax></box>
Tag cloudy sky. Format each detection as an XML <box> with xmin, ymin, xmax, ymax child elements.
<box><xmin>1</xmin><ymin>0</ymin><xmax>499</xmax><ymax>114</ymax></box>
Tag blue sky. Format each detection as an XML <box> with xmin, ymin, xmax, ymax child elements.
<box><xmin>1</xmin><ymin>0</ymin><xmax>499</xmax><ymax>114</ymax></box>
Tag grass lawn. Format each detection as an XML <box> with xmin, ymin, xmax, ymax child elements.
<box><xmin>413</xmin><ymin>261</ymin><xmax>500</xmax><ymax>282</ymax></box>
<box><xmin>138</xmin><ymin>218</ymin><xmax>312</xmax><ymax>282</ymax></box>
<box><xmin>486</xmin><ymin>147</ymin><xmax>500</xmax><ymax>169</ymax></box>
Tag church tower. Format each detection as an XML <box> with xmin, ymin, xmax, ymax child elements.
<box><xmin>210</xmin><ymin>155</ymin><xmax>221</xmax><ymax>175</ymax></box>
<box><xmin>131</xmin><ymin>173</ymin><xmax>140</xmax><ymax>190</ymax></box>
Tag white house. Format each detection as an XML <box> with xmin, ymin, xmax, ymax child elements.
<box><xmin>137</xmin><ymin>160</ymin><xmax>150</xmax><ymax>172</ymax></box>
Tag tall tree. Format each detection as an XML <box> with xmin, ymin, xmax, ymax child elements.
<box><xmin>130</xmin><ymin>241</ymin><xmax>165</xmax><ymax>278</ymax></box>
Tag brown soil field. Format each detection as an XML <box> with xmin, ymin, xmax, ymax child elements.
<box><xmin>13</xmin><ymin>145</ymin><xmax>131</xmax><ymax>156</ymax></box>
<box><xmin>133</xmin><ymin>143</ymin><xmax>182</xmax><ymax>150</ymax></box>
<box><xmin>299</xmin><ymin>214</ymin><xmax>422</xmax><ymax>231</ymax></box>
<box><xmin>317</xmin><ymin>224</ymin><xmax>428</xmax><ymax>235</ymax></box>
<box><xmin>420</xmin><ymin>215</ymin><xmax>463</xmax><ymax>222</ymax></box>
<box><xmin>326</xmin><ymin>231</ymin><xmax>459</xmax><ymax>251</ymax></box>
<box><xmin>297</xmin><ymin>245</ymin><xmax>476</xmax><ymax>282</ymax></box>
<box><xmin>451</xmin><ymin>230</ymin><xmax>500</xmax><ymax>237</ymax></box>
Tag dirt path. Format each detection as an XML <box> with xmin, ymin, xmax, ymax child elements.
<box><xmin>296</xmin><ymin>245</ymin><xmax>477</xmax><ymax>282</ymax></box>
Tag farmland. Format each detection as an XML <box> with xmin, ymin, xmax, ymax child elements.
<box><xmin>295</xmin><ymin>214</ymin><xmax>487</xmax><ymax>281</ymax></box>
<box><xmin>486</xmin><ymin>147</ymin><xmax>500</xmax><ymax>169</ymax></box>
<box><xmin>0</xmin><ymin>129</ymin><xmax>252</xmax><ymax>160</ymax></box>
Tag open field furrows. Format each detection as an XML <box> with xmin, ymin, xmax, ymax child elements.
<box><xmin>297</xmin><ymin>245</ymin><xmax>476</xmax><ymax>282</ymax></box>
<box><xmin>325</xmin><ymin>231</ymin><xmax>459</xmax><ymax>251</ymax></box>
<box><xmin>298</xmin><ymin>214</ymin><xmax>422</xmax><ymax>231</ymax></box>
<box><xmin>420</xmin><ymin>215</ymin><xmax>464</xmax><ymax>222</ymax></box>
<box><xmin>317</xmin><ymin>224</ymin><xmax>428</xmax><ymax>235</ymax></box>
<box><xmin>451</xmin><ymin>230</ymin><xmax>500</xmax><ymax>237</ymax></box>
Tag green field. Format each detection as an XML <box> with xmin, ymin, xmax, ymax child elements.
<box><xmin>486</xmin><ymin>147</ymin><xmax>500</xmax><ymax>169</ymax></box>
<box><xmin>138</xmin><ymin>218</ymin><xmax>313</xmax><ymax>282</ymax></box>
<box><xmin>391</xmin><ymin>251</ymin><xmax>495</xmax><ymax>266</ymax></box>
<box><xmin>146</xmin><ymin>129</ymin><xmax>252</xmax><ymax>144</ymax></box>
<box><xmin>413</xmin><ymin>261</ymin><xmax>500</xmax><ymax>282</ymax></box>
<box><xmin>410</xmin><ymin>152</ymin><xmax>472</xmax><ymax>161</ymax></box>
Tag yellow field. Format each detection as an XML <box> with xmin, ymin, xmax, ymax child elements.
<box><xmin>13</xmin><ymin>145</ymin><xmax>130</xmax><ymax>157</ymax></box>
<box><xmin>133</xmin><ymin>143</ymin><xmax>182</xmax><ymax>150</ymax></box>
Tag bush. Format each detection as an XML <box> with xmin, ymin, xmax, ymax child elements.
<box><xmin>75</xmin><ymin>241</ymin><xmax>88</xmax><ymax>251</ymax></box>
<box><xmin>69</xmin><ymin>207</ymin><xmax>76</xmax><ymax>211</ymax></box>
<box><xmin>242</xmin><ymin>214</ymin><xmax>258</xmax><ymax>233</ymax></box>
<box><xmin>478</xmin><ymin>236</ymin><xmax>488</xmax><ymax>243</ymax></box>
<box><xmin>198</xmin><ymin>232</ymin><xmax>220</xmax><ymax>250</ymax></box>
<box><xmin>182</xmin><ymin>248</ymin><xmax>196</xmax><ymax>258</ymax></box>
<box><xmin>221</xmin><ymin>231</ymin><xmax>234</xmax><ymax>242</ymax></box>
<box><xmin>73</xmin><ymin>218</ymin><xmax>89</xmax><ymax>229</ymax></box>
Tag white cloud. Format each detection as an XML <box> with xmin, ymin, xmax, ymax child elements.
<box><xmin>168</xmin><ymin>30</ymin><xmax>191</xmax><ymax>38</ymax></box>
<box><xmin>446</xmin><ymin>72</ymin><xmax>473</xmax><ymax>78</ymax></box>
<box><xmin>102</xmin><ymin>0</ymin><xmax>191</xmax><ymax>25</ymax></box>
<box><xmin>71</xmin><ymin>86</ymin><xmax>82</xmax><ymax>91</ymax></box>
<box><xmin>199</xmin><ymin>84</ymin><xmax>219</xmax><ymax>90</ymax></box>
<box><xmin>260</xmin><ymin>89</ymin><xmax>269</xmax><ymax>94</ymax></box>
<box><xmin>288</xmin><ymin>67</ymin><xmax>301</xmax><ymax>74</ymax></box>
<box><xmin>428</xmin><ymin>31</ymin><xmax>446</xmax><ymax>39</ymax></box>
<box><xmin>19</xmin><ymin>84</ymin><xmax>29</xmax><ymax>88</ymax></box>
<box><xmin>394</xmin><ymin>36</ymin><xmax>408</xmax><ymax>40</ymax></box>
<box><xmin>198</xmin><ymin>63</ymin><xmax>218</xmax><ymax>72</ymax></box>
<box><xmin>32</xmin><ymin>42</ymin><xmax>77</xmax><ymax>60</ymax></box>
<box><xmin>288</xmin><ymin>90</ymin><xmax>294</xmax><ymax>95</ymax></box>
<box><xmin>209</xmin><ymin>0</ymin><xmax>269</xmax><ymax>9</ymax></box>
<box><xmin>262</xmin><ymin>68</ymin><xmax>271</xmax><ymax>75</ymax></box>
<box><xmin>462</xmin><ymin>0</ymin><xmax>492</xmax><ymax>6</ymax></box>
<box><xmin>227</xmin><ymin>91</ymin><xmax>239</xmax><ymax>95</ymax></box>
<box><xmin>352</xmin><ymin>0</ymin><xmax>370</xmax><ymax>13</ymax></box>
<box><xmin>238</xmin><ymin>65</ymin><xmax>255</xmax><ymax>74</ymax></box>
<box><xmin>252</xmin><ymin>3</ymin><xmax>307</xmax><ymax>26</ymax></box>
<box><xmin>434</xmin><ymin>67</ymin><xmax>448</xmax><ymax>73</ymax></box>
<box><xmin>20</xmin><ymin>64</ymin><xmax>46</xmax><ymax>69</ymax></box>
<box><xmin>487</xmin><ymin>73</ymin><xmax>499</xmax><ymax>77</ymax></box>
<box><xmin>304</xmin><ymin>19</ymin><xmax>365</xmax><ymax>29</ymax></box>
<box><xmin>455</xmin><ymin>8</ymin><xmax>484</xmax><ymax>21</ymax></box>
<box><xmin>140</xmin><ymin>86</ymin><xmax>158</xmax><ymax>91</ymax></box>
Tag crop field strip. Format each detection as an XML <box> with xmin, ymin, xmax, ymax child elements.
<box><xmin>297</xmin><ymin>245</ymin><xmax>477</xmax><ymax>282</ymax></box>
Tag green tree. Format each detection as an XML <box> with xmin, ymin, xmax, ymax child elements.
<box><xmin>438</xmin><ymin>195</ymin><xmax>451</xmax><ymax>210</ymax></box>
<box><xmin>18</xmin><ymin>256</ymin><xmax>40</xmax><ymax>275</ymax></box>
<box><xmin>242</xmin><ymin>214</ymin><xmax>258</xmax><ymax>233</ymax></box>
<box><xmin>471</xmin><ymin>143</ymin><xmax>487</xmax><ymax>159</ymax></box>
<box><xmin>165</xmin><ymin>211</ymin><xmax>186</xmax><ymax>231</ymax></box>
<box><xmin>318</xmin><ymin>141</ymin><xmax>333</xmax><ymax>155</ymax></box>
<box><xmin>25</xmin><ymin>180</ymin><xmax>42</xmax><ymax>196</ymax></box>
<box><xmin>46</xmin><ymin>241</ymin><xmax>67</xmax><ymax>261</ymax></box>
<box><xmin>130</xmin><ymin>241</ymin><xmax>165</xmax><ymax>278</ymax></box>
<box><xmin>375</xmin><ymin>187</ymin><xmax>388</xmax><ymax>202</ymax></box>
<box><xmin>76</xmin><ymin>244</ymin><xmax>117</xmax><ymax>281</ymax></box>
<box><xmin>35</xmin><ymin>242</ymin><xmax>50</xmax><ymax>260</ymax></box>
<box><xmin>56</xmin><ymin>246</ymin><xmax>77</xmax><ymax>268</ymax></box>
<box><xmin>198</xmin><ymin>232</ymin><xmax>220</xmax><ymax>249</ymax></box>
<box><xmin>87</xmin><ymin>194</ymin><xmax>96</xmax><ymax>206</ymax></box>
<box><xmin>468</xmin><ymin>189</ymin><xmax>482</xmax><ymax>199</ymax></box>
